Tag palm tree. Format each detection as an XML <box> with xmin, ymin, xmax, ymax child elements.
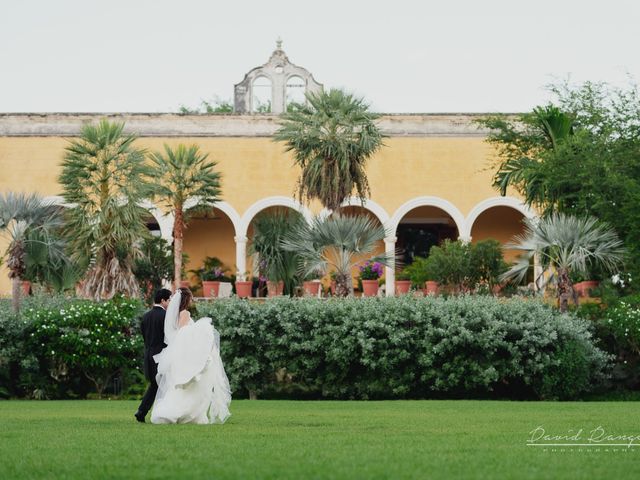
<box><xmin>491</xmin><ymin>105</ymin><xmax>576</xmax><ymax>209</ymax></box>
<box><xmin>274</xmin><ymin>89</ymin><xmax>384</xmax><ymax>211</ymax></box>
<box><xmin>501</xmin><ymin>213</ymin><xmax>624</xmax><ymax>312</ymax></box>
<box><xmin>148</xmin><ymin>144</ymin><xmax>222</xmax><ymax>289</ymax></box>
<box><xmin>281</xmin><ymin>213</ymin><xmax>394</xmax><ymax>297</ymax></box>
<box><xmin>0</xmin><ymin>192</ymin><xmax>65</xmax><ymax>311</ymax></box>
<box><xmin>59</xmin><ymin>120</ymin><xmax>153</xmax><ymax>300</ymax></box>
<box><xmin>249</xmin><ymin>210</ymin><xmax>305</xmax><ymax>295</ymax></box>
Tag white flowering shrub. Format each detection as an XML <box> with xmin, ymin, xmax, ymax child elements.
<box><xmin>198</xmin><ymin>296</ymin><xmax>611</xmax><ymax>400</ymax></box>
<box><xmin>25</xmin><ymin>296</ymin><xmax>144</xmax><ymax>397</ymax></box>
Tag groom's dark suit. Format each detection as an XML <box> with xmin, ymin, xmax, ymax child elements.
<box><xmin>137</xmin><ymin>305</ymin><xmax>167</xmax><ymax>418</ymax></box>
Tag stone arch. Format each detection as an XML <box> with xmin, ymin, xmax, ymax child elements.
<box><xmin>463</xmin><ymin>196</ymin><xmax>535</xmax><ymax>240</ymax></box>
<box><xmin>389</xmin><ymin>196</ymin><xmax>465</xmax><ymax>238</ymax></box>
<box><xmin>320</xmin><ymin>197</ymin><xmax>391</xmax><ymax>228</ymax></box>
<box><xmin>251</xmin><ymin>75</ymin><xmax>273</xmax><ymax>113</ymax></box>
<box><xmin>239</xmin><ymin>196</ymin><xmax>313</xmax><ymax>238</ymax></box>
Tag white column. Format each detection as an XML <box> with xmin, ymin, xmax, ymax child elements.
<box><xmin>458</xmin><ymin>235</ymin><xmax>472</xmax><ymax>243</ymax></box>
<box><xmin>235</xmin><ymin>235</ymin><xmax>248</xmax><ymax>280</ymax></box>
<box><xmin>158</xmin><ymin>212</ymin><xmax>175</xmax><ymax>244</ymax></box>
<box><xmin>384</xmin><ymin>236</ymin><xmax>397</xmax><ymax>297</ymax></box>
<box><xmin>533</xmin><ymin>253</ymin><xmax>544</xmax><ymax>292</ymax></box>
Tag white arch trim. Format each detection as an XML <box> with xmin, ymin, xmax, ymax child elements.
<box><xmin>463</xmin><ymin>196</ymin><xmax>536</xmax><ymax>240</ymax></box>
<box><xmin>319</xmin><ymin>197</ymin><xmax>391</xmax><ymax>227</ymax></box>
<box><xmin>239</xmin><ymin>196</ymin><xmax>313</xmax><ymax>237</ymax></box>
<box><xmin>389</xmin><ymin>196</ymin><xmax>466</xmax><ymax>238</ymax></box>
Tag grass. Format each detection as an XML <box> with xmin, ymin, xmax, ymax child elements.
<box><xmin>1</xmin><ymin>400</ymin><xmax>640</xmax><ymax>479</ymax></box>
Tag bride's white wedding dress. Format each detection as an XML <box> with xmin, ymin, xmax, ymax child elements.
<box><xmin>150</xmin><ymin>292</ymin><xmax>231</xmax><ymax>425</ymax></box>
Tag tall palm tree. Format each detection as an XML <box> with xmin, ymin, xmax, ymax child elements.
<box><xmin>59</xmin><ymin>120</ymin><xmax>153</xmax><ymax>300</ymax></box>
<box><xmin>281</xmin><ymin>213</ymin><xmax>394</xmax><ymax>297</ymax></box>
<box><xmin>148</xmin><ymin>144</ymin><xmax>222</xmax><ymax>289</ymax></box>
<box><xmin>274</xmin><ymin>89</ymin><xmax>384</xmax><ymax>211</ymax></box>
<box><xmin>0</xmin><ymin>192</ymin><xmax>65</xmax><ymax>311</ymax></box>
<box><xmin>501</xmin><ymin>213</ymin><xmax>624</xmax><ymax>312</ymax></box>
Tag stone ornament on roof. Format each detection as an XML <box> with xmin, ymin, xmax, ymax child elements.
<box><xmin>234</xmin><ymin>39</ymin><xmax>323</xmax><ymax>114</ymax></box>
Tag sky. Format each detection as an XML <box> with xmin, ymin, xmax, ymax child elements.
<box><xmin>1</xmin><ymin>0</ymin><xmax>639</xmax><ymax>113</ymax></box>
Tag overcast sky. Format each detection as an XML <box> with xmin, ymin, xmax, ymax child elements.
<box><xmin>1</xmin><ymin>0</ymin><xmax>639</xmax><ymax>113</ymax></box>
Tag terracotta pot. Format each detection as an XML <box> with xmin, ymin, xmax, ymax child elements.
<box><xmin>267</xmin><ymin>280</ymin><xmax>284</xmax><ymax>297</ymax></box>
<box><xmin>303</xmin><ymin>280</ymin><xmax>321</xmax><ymax>296</ymax></box>
<box><xmin>395</xmin><ymin>280</ymin><xmax>411</xmax><ymax>295</ymax></box>
<box><xmin>202</xmin><ymin>280</ymin><xmax>220</xmax><ymax>298</ymax></box>
<box><xmin>573</xmin><ymin>280</ymin><xmax>600</xmax><ymax>297</ymax></box>
<box><xmin>424</xmin><ymin>280</ymin><xmax>439</xmax><ymax>296</ymax></box>
<box><xmin>361</xmin><ymin>279</ymin><xmax>379</xmax><ymax>297</ymax></box>
<box><xmin>179</xmin><ymin>280</ymin><xmax>190</xmax><ymax>289</ymax></box>
<box><xmin>235</xmin><ymin>281</ymin><xmax>253</xmax><ymax>298</ymax></box>
<box><xmin>21</xmin><ymin>280</ymin><xmax>31</xmax><ymax>296</ymax></box>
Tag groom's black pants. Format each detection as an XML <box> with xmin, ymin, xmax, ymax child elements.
<box><xmin>137</xmin><ymin>354</ymin><xmax>158</xmax><ymax>417</ymax></box>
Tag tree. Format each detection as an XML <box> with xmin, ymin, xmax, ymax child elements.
<box><xmin>281</xmin><ymin>213</ymin><xmax>394</xmax><ymax>297</ymax></box>
<box><xmin>249</xmin><ymin>210</ymin><xmax>305</xmax><ymax>295</ymax></box>
<box><xmin>148</xmin><ymin>144</ymin><xmax>222</xmax><ymax>289</ymax></box>
<box><xmin>478</xmin><ymin>81</ymin><xmax>640</xmax><ymax>281</ymax></box>
<box><xmin>0</xmin><ymin>192</ymin><xmax>65</xmax><ymax>311</ymax></box>
<box><xmin>133</xmin><ymin>236</ymin><xmax>174</xmax><ymax>302</ymax></box>
<box><xmin>501</xmin><ymin>213</ymin><xmax>624</xmax><ymax>312</ymax></box>
<box><xmin>274</xmin><ymin>89</ymin><xmax>384</xmax><ymax>211</ymax></box>
<box><xmin>59</xmin><ymin>120</ymin><xmax>153</xmax><ymax>300</ymax></box>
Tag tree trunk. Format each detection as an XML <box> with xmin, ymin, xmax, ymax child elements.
<box><xmin>335</xmin><ymin>272</ymin><xmax>351</xmax><ymax>297</ymax></box>
<box><xmin>11</xmin><ymin>277</ymin><xmax>21</xmax><ymax>313</ymax></box>
<box><xmin>173</xmin><ymin>206</ymin><xmax>184</xmax><ymax>290</ymax></box>
<box><xmin>556</xmin><ymin>268</ymin><xmax>575</xmax><ymax>313</ymax></box>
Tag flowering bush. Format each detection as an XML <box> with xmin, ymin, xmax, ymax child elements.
<box><xmin>358</xmin><ymin>261</ymin><xmax>384</xmax><ymax>280</ymax></box>
<box><xmin>26</xmin><ymin>296</ymin><xmax>144</xmax><ymax>397</ymax></box>
<box><xmin>605</xmin><ymin>301</ymin><xmax>640</xmax><ymax>355</ymax></box>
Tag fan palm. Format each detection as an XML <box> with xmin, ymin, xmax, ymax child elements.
<box><xmin>0</xmin><ymin>192</ymin><xmax>65</xmax><ymax>311</ymax></box>
<box><xmin>274</xmin><ymin>89</ymin><xmax>384</xmax><ymax>211</ymax></box>
<box><xmin>148</xmin><ymin>144</ymin><xmax>222</xmax><ymax>288</ymax></box>
<box><xmin>249</xmin><ymin>210</ymin><xmax>305</xmax><ymax>295</ymax></box>
<box><xmin>59</xmin><ymin>120</ymin><xmax>153</xmax><ymax>300</ymax></box>
<box><xmin>281</xmin><ymin>213</ymin><xmax>394</xmax><ymax>297</ymax></box>
<box><xmin>501</xmin><ymin>213</ymin><xmax>624</xmax><ymax>312</ymax></box>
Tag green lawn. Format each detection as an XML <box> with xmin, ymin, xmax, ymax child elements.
<box><xmin>1</xmin><ymin>400</ymin><xmax>639</xmax><ymax>479</ymax></box>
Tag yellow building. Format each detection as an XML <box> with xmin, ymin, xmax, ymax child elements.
<box><xmin>0</xmin><ymin>48</ymin><xmax>533</xmax><ymax>296</ymax></box>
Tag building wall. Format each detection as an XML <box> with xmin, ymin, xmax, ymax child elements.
<box><xmin>0</xmin><ymin>114</ymin><xmax>531</xmax><ymax>295</ymax></box>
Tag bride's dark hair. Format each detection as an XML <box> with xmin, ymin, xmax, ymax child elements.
<box><xmin>178</xmin><ymin>287</ymin><xmax>192</xmax><ymax>311</ymax></box>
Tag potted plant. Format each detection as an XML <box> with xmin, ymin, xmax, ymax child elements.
<box><xmin>359</xmin><ymin>261</ymin><xmax>383</xmax><ymax>297</ymax></box>
<box><xmin>202</xmin><ymin>266</ymin><xmax>225</xmax><ymax>298</ymax></box>
<box><xmin>235</xmin><ymin>272</ymin><xmax>253</xmax><ymax>298</ymax></box>
<box><xmin>302</xmin><ymin>269</ymin><xmax>323</xmax><ymax>297</ymax></box>
<box><xmin>571</xmin><ymin>269</ymin><xmax>601</xmax><ymax>298</ymax></box>
<box><xmin>395</xmin><ymin>269</ymin><xmax>412</xmax><ymax>295</ymax></box>
<box><xmin>403</xmin><ymin>257</ymin><xmax>438</xmax><ymax>295</ymax></box>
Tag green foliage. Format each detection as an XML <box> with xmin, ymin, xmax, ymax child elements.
<box><xmin>281</xmin><ymin>213</ymin><xmax>393</xmax><ymax>296</ymax></box>
<box><xmin>133</xmin><ymin>236</ymin><xmax>174</xmax><ymax>302</ymax></box>
<box><xmin>249</xmin><ymin>210</ymin><xmax>304</xmax><ymax>295</ymax></box>
<box><xmin>197</xmin><ymin>295</ymin><xmax>610</xmax><ymax>400</ymax></box>
<box><xmin>404</xmin><ymin>239</ymin><xmax>506</xmax><ymax>292</ymax></box>
<box><xmin>59</xmin><ymin>120</ymin><xmax>153</xmax><ymax>300</ymax></box>
<box><xmin>178</xmin><ymin>96</ymin><xmax>234</xmax><ymax>114</ymax></box>
<box><xmin>25</xmin><ymin>296</ymin><xmax>144</xmax><ymax>397</ymax></box>
<box><xmin>479</xmin><ymin>81</ymin><xmax>640</xmax><ymax>286</ymax></box>
<box><xmin>274</xmin><ymin>88</ymin><xmax>383</xmax><ymax>211</ymax></box>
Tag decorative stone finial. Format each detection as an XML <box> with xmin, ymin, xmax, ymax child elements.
<box><xmin>276</xmin><ymin>37</ymin><xmax>283</xmax><ymax>50</ymax></box>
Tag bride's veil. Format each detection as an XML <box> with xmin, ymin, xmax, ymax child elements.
<box><xmin>164</xmin><ymin>289</ymin><xmax>181</xmax><ymax>345</ymax></box>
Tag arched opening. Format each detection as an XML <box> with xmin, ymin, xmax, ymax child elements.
<box><xmin>286</xmin><ymin>75</ymin><xmax>306</xmax><ymax>111</ymax></box>
<box><xmin>251</xmin><ymin>76</ymin><xmax>272</xmax><ymax>113</ymax></box>
<box><xmin>246</xmin><ymin>205</ymin><xmax>303</xmax><ymax>296</ymax></box>
<box><xmin>182</xmin><ymin>207</ymin><xmax>237</xmax><ymax>295</ymax></box>
<box><xmin>470</xmin><ymin>206</ymin><xmax>526</xmax><ymax>263</ymax></box>
<box><xmin>396</xmin><ymin>206</ymin><xmax>459</xmax><ymax>265</ymax></box>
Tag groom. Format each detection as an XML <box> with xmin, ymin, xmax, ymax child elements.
<box><xmin>135</xmin><ymin>288</ymin><xmax>172</xmax><ymax>423</ymax></box>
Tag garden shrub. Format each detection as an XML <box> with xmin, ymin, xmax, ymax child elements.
<box><xmin>197</xmin><ymin>295</ymin><xmax>611</xmax><ymax>400</ymax></box>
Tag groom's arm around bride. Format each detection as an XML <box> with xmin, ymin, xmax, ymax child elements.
<box><xmin>134</xmin><ymin>288</ymin><xmax>172</xmax><ymax>423</ymax></box>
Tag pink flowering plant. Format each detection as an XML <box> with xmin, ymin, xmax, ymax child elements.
<box><xmin>359</xmin><ymin>261</ymin><xmax>384</xmax><ymax>280</ymax></box>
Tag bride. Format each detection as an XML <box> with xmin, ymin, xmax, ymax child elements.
<box><xmin>150</xmin><ymin>288</ymin><xmax>231</xmax><ymax>424</ymax></box>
